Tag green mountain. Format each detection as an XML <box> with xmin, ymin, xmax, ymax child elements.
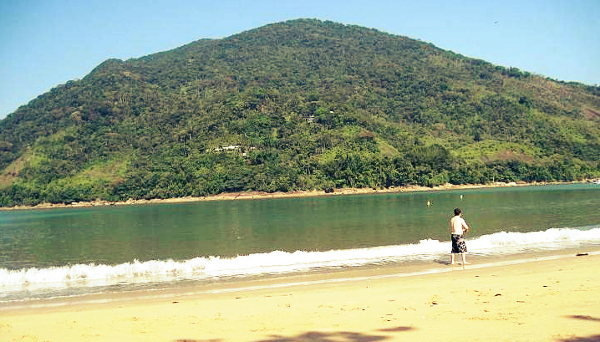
<box><xmin>1</xmin><ymin>19</ymin><xmax>599</xmax><ymax>206</ymax></box>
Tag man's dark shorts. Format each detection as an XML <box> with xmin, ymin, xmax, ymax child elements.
<box><xmin>451</xmin><ymin>234</ymin><xmax>467</xmax><ymax>253</ymax></box>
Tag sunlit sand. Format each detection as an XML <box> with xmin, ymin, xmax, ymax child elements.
<box><xmin>1</xmin><ymin>252</ymin><xmax>599</xmax><ymax>341</ymax></box>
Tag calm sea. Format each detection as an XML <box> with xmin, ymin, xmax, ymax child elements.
<box><xmin>1</xmin><ymin>184</ymin><xmax>600</xmax><ymax>304</ymax></box>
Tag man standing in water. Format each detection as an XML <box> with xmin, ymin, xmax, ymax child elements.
<box><xmin>450</xmin><ymin>208</ymin><xmax>470</xmax><ymax>266</ymax></box>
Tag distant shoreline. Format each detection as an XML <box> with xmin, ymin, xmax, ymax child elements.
<box><xmin>2</xmin><ymin>180</ymin><xmax>595</xmax><ymax>211</ymax></box>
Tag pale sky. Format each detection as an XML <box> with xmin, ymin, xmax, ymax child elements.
<box><xmin>1</xmin><ymin>0</ymin><xmax>598</xmax><ymax>119</ymax></box>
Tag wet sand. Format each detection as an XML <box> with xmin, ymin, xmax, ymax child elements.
<box><xmin>1</xmin><ymin>252</ymin><xmax>599</xmax><ymax>342</ymax></box>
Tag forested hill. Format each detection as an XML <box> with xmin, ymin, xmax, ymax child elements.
<box><xmin>1</xmin><ymin>19</ymin><xmax>599</xmax><ymax>206</ymax></box>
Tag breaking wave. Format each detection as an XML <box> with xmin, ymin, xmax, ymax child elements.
<box><xmin>1</xmin><ymin>227</ymin><xmax>599</xmax><ymax>302</ymax></box>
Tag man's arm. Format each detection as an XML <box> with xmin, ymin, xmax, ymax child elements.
<box><xmin>462</xmin><ymin>219</ymin><xmax>470</xmax><ymax>233</ymax></box>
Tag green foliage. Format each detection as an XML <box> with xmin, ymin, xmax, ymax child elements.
<box><xmin>0</xmin><ymin>19</ymin><xmax>599</xmax><ymax>206</ymax></box>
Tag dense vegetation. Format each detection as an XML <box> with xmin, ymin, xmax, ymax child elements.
<box><xmin>1</xmin><ymin>19</ymin><xmax>599</xmax><ymax>206</ymax></box>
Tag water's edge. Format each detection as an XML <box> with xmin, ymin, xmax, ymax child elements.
<box><xmin>2</xmin><ymin>247</ymin><xmax>598</xmax><ymax>312</ymax></box>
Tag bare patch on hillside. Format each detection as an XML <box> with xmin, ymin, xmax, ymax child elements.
<box><xmin>0</xmin><ymin>174</ymin><xmax>16</xmax><ymax>188</ymax></box>
<box><xmin>78</xmin><ymin>159</ymin><xmax>128</xmax><ymax>185</ymax></box>
<box><xmin>0</xmin><ymin>154</ymin><xmax>31</xmax><ymax>188</ymax></box>
<box><xmin>481</xmin><ymin>149</ymin><xmax>535</xmax><ymax>164</ymax></box>
<box><xmin>583</xmin><ymin>107</ymin><xmax>600</xmax><ymax>119</ymax></box>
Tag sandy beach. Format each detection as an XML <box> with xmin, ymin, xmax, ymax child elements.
<box><xmin>1</xmin><ymin>252</ymin><xmax>599</xmax><ymax>342</ymax></box>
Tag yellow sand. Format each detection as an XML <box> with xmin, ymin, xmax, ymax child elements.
<box><xmin>1</xmin><ymin>252</ymin><xmax>599</xmax><ymax>342</ymax></box>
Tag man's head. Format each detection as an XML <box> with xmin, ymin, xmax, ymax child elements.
<box><xmin>454</xmin><ymin>208</ymin><xmax>462</xmax><ymax>216</ymax></box>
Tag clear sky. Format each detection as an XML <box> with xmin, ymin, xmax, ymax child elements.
<box><xmin>1</xmin><ymin>0</ymin><xmax>598</xmax><ymax>119</ymax></box>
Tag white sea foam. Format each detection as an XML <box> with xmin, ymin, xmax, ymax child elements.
<box><xmin>469</xmin><ymin>227</ymin><xmax>600</xmax><ymax>253</ymax></box>
<box><xmin>1</xmin><ymin>227</ymin><xmax>599</xmax><ymax>301</ymax></box>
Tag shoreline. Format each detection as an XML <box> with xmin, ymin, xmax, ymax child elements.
<box><xmin>2</xmin><ymin>245</ymin><xmax>598</xmax><ymax>308</ymax></box>
<box><xmin>1</xmin><ymin>252</ymin><xmax>599</xmax><ymax>341</ymax></box>
<box><xmin>1</xmin><ymin>180</ymin><xmax>592</xmax><ymax>211</ymax></box>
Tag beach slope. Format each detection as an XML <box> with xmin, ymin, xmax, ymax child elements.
<box><xmin>1</xmin><ymin>253</ymin><xmax>599</xmax><ymax>342</ymax></box>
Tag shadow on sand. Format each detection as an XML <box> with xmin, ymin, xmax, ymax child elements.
<box><xmin>556</xmin><ymin>336</ymin><xmax>600</xmax><ymax>342</ymax></box>
<box><xmin>555</xmin><ymin>315</ymin><xmax>600</xmax><ymax>342</ymax></box>
<box><xmin>566</xmin><ymin>315</ymin><xmax>600</xmax><ymax>322</ymax></box>
<box><xmin>175</xmin><ymin>326</ymin><xmax>414</xmax><ymax>342</ymax></box>
<box><xmin>433</xmin><ymin>259</ymin><xmax>451</xmax><ymax>266</ymax></box>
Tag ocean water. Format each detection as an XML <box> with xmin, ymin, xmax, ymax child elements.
<box><xmin>1</xmin><ymin>184</ymin><xmax>600</xmax><ymax>304</ymax></box>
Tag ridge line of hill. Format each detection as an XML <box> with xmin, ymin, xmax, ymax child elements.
<box><xmin>1</xmin><ymin>19</ymin><xmax>599</xmax><ymax>207</ymax></box>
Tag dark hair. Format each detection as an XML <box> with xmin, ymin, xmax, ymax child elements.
<box><xmin>454</xmin><ymin>208</ymin><xmax>462</xmax><ymax>216</ymax></box>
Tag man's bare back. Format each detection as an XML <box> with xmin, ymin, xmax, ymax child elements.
<box><xmin>450</xmin><ymin>215</ymin><xmax>469</xmax><ymax>235</ymax></box>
